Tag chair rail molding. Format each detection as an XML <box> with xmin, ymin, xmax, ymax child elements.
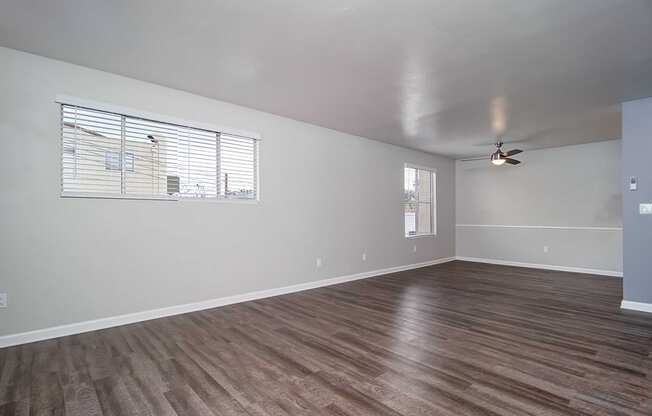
<box><xmin>456</xmin><ymin>224</ymin><xmax>622</xmax><ymax>231</ymax></box>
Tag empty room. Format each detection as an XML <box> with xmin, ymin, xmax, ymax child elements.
<box><xmin>1</xmin><ymin>1</ymin><xmax>651</xmax><ymax>415</ymax></box>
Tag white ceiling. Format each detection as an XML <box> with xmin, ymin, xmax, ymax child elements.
<box><xmin>1</xmin><ymin>0</ymin><xmax>651</xmax><ymax>158</ymax></box>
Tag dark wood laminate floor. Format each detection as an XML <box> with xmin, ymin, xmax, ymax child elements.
<box><xmin>1</xmin><ymin>261</ymin><xmax>652</xmax><ymax>416</ymax></box>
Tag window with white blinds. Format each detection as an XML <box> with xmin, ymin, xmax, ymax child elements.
<box><xmin>61</xmin><ymin>104</ymin><xmax>259</xmax><ymax>200</ymax></box>
<box><xmin>403</xmin><ymin>164</ymin><xmax>436</xmax><ymax>237</ymax></box>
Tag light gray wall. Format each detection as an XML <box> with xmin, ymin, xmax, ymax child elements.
<box><xmin>622</xmin><ymin>97</ymin><xmax>652</xmax><ymax>303</ymax></box>
<box><xmin>456</xmin><ymin>140</ymin><xmax>622</xmax><ymax>273</ymax></box>
<box><xmin>0</xmin><ymin>47</ymin><xmax>455</xmax><ymax>336</ymax></box>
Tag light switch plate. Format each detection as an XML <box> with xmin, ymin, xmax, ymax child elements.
<box><xmin>640</xmin><ymin>203</ymin><xmax>652</xmax><ymax>215</ymax></box>
<box><xmin>0</xmin><ymin>293</ymin><xmax>6</xmax><ymax>308</ymax></box>
<box><xmin>630</xmin><ymin>177</ymin><xmax>638</xmax><ymax>191</ymax></box>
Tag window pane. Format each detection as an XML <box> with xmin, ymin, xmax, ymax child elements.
<box><xmin>62</xmin><ymin>106</ymin><xmax>122</xmax><ymax>194</ymax></box>
<box><xmin>417</xmin><ymin>169</ymin><xmax>431</xmax><ymax>202</ymax></box>
<box><xmin>418</xmin><ymin>203</ymin><xmax>432</xmax><ymax>234</ymax></box>
<box><xmin>219</xmin><ymin>134</ymin><xmax>257</xmax><ymax>199</ymax></box>
<box><xmin>177</xmin><ymin>127</ymin><xmax>217</xmax><ymax>198</ymax></box>
<box><xmin>404</xmin><ymin>202</ymin><xmax>416</xmax><ymax>237</ymax></box>
<box><xmin>124</xmin><ymin>117</ymin><xmax>217</xmax><ymax>198</ymax></box>
<box><xmin>404</xmin><ymin>167</ymin><xmax>416</xmax><ymax>201</ymax></box>
<box><xmin>125</xmin><ymin>117</ymin><xmax>180</xmax><ymax>197</ymax></box>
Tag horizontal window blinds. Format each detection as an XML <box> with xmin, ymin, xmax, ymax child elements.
<box><xmin>61</xmin><ymin>104</ymin><xmax>259</xmax><ymax>200</ymax></box>
<box><xmin>219</xmin><ymin>133</ymin><xmax>257</xmax><ymax>199</ymax></box>
<box><xmin>61</xmin><ymin>106</ymin><xmax>123</xmax><ymax>194</ymax></box>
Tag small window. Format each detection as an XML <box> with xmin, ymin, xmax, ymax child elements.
<box><xmin>60</xmin><ymin>104</ymin><xmax>259</xmax><ymax>200</ymax></box>
<box><xmin>404</xmin><ymin>165</ymin><xmax>436</xmax><ymax>237</ymax></box>
<box><xmin>105</xmin><ymin>151</ymin><xmax>134</xmax><ymax>172</ymax></box>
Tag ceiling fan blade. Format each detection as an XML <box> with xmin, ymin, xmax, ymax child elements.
<box><xmin>505</xmin><ymin>149</ymin><xmax>523</xmax><ymax>157</ymax></box>
<box><xmin>504</xmin><ymin>158</ymin><xmax>521</xmax><ymax>165</ymax></box>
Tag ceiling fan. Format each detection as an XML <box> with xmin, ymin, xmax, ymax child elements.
<box><xmin>461</xmin><ymin>140</ymin><xmax>523</xmax><ymax>165</ymax></box>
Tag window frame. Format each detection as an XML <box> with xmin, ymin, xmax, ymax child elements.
<box><xmin>403</xmin><ymin>163</ymin><xmax>437</xmax><ymax>238</ymax></box>
<box><xmin>57</xmin><ymin>95</ymin><xmax>261</xmax><ymax>203</ymax></box>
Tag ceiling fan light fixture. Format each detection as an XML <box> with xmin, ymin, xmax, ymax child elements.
<box><xmin>491</xmin><ymin>150</ymin><xmax>506</xmax><ymax>165</ymax></box>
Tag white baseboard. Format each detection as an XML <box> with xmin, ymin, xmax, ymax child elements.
<box><xmin>621</xmin><ymin>300</ymin><xmax>652</xmax><ymax>313</ymax></box>
<box><xmin>455</xmin><ymin>256</ymin><xmax>623</xmax><ymax>277</ymax></box>
<box><xmin>0</xmin><ymin>257</ymin><xmax>455</xmax><ymax>348</ymax></box>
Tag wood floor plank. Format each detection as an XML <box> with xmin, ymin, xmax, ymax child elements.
<box><xmin>2</xmin><ymin>261</ymin><xmax>652</xmax><ymax>415</ymax></box>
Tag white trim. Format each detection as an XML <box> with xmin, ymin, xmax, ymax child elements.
<box><xmin>456</xmin><ymin>224</ymin><xmax>622</xmax><ymax>231</ymax></box>
<box><xmin>404</xmin><ymin>162</ymin><xmax>438</xmax><ymax>173</ymax></box>
<box><xmin>455</xmin><ymin>256</ymin><xmax>623</xmax><ymax>277</ymax></box>
<box><xmin>406</xmin><ymin>233</ymin><xmax>436</xmax><ymax>239</ymax></box>
<box><xmin>61</xmin><ymin>192</ymin><xmax>179</xmax><ymax>201</ymax></box>
<box><xmin>0</xmin><ymin>257</ymin><xmax>455</xmax><ymax>348</ymax></box>
<box><xmin>620</xmin><ymin>300</ymin><xmax>652</xmax><ymax>314</ymax></box>
<box><xmin>56</xmin><ymin>94</ymin><xmax>262</xmax><ymax>140</ymax></box>
<box><xmin>60</xmin><ymin>192</ymin><xmax>260</xmax><ymax>204</ymax></box>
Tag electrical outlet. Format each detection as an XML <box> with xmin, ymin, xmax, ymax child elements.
<box><xmin>543</xmin><ymin>246</ymin><xmax>549</xmax><ymax>253</ymax></box>
<box><xmin>0</xmin><ymin>293</ymin><xmax>7</xmax><ymax>308</ymax></box>
<box><xmin>413</xmin><ymin>245</ymin><xmax>417</xmax><ymax>253</ymax></box>
<box><xmin>362</xmin><ymin>252</ymin><xmax>367</xmax><ymax>262</ymax></box>
<box><xmin>316</xmin><ymin>257</ymin><xmax>322</xmax><ymax>268</ymax></box>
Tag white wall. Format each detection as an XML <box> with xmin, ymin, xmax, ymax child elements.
<box><xmin>456</xmin><ymin>140</ymin><xmax>622</xmax><ymax>274</ymax></box>
<box><xmin>0</xmin><ymin>47</ymin><xmax>455</xmax><ymax>337</ymax></box>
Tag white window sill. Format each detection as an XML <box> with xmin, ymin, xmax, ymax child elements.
<box><xmin>61</xmin><ymin>192</ymin><xmax>260</xmax><ymax>204</ymax></box>
<box><xmin>61</xmin><ymin>192</ymin><xmax>178</xmax><ymax>201</ymax></box>
<box><xmin>406</xmin><ymin>233</ymin><xmax>437</xmax><ymax>239</ymax></box>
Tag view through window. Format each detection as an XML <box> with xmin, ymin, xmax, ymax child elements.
<box><xmin>404</xmin><ymin>165</ymin><xmax>436</xmax><ymax>237</ymax></box>
<box><xmin>61</xmin><ymin>104</ymin><xmax>259</xmax><ymax>200</ymax></box>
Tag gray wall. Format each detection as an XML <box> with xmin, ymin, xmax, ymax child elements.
<box><xmin>0</xmin><ymin>47</ymin><xmax>455</xmax><ymax>336</ymax></box>
<box><xmin>456</xmin><ymin>140</ymin><xmax>622</xmax><ymax>273</ymax></box>
<box><xmin>622</xmin><ymin>97</ymin><xmax>652</xmax><ymax>303</ymax></box>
